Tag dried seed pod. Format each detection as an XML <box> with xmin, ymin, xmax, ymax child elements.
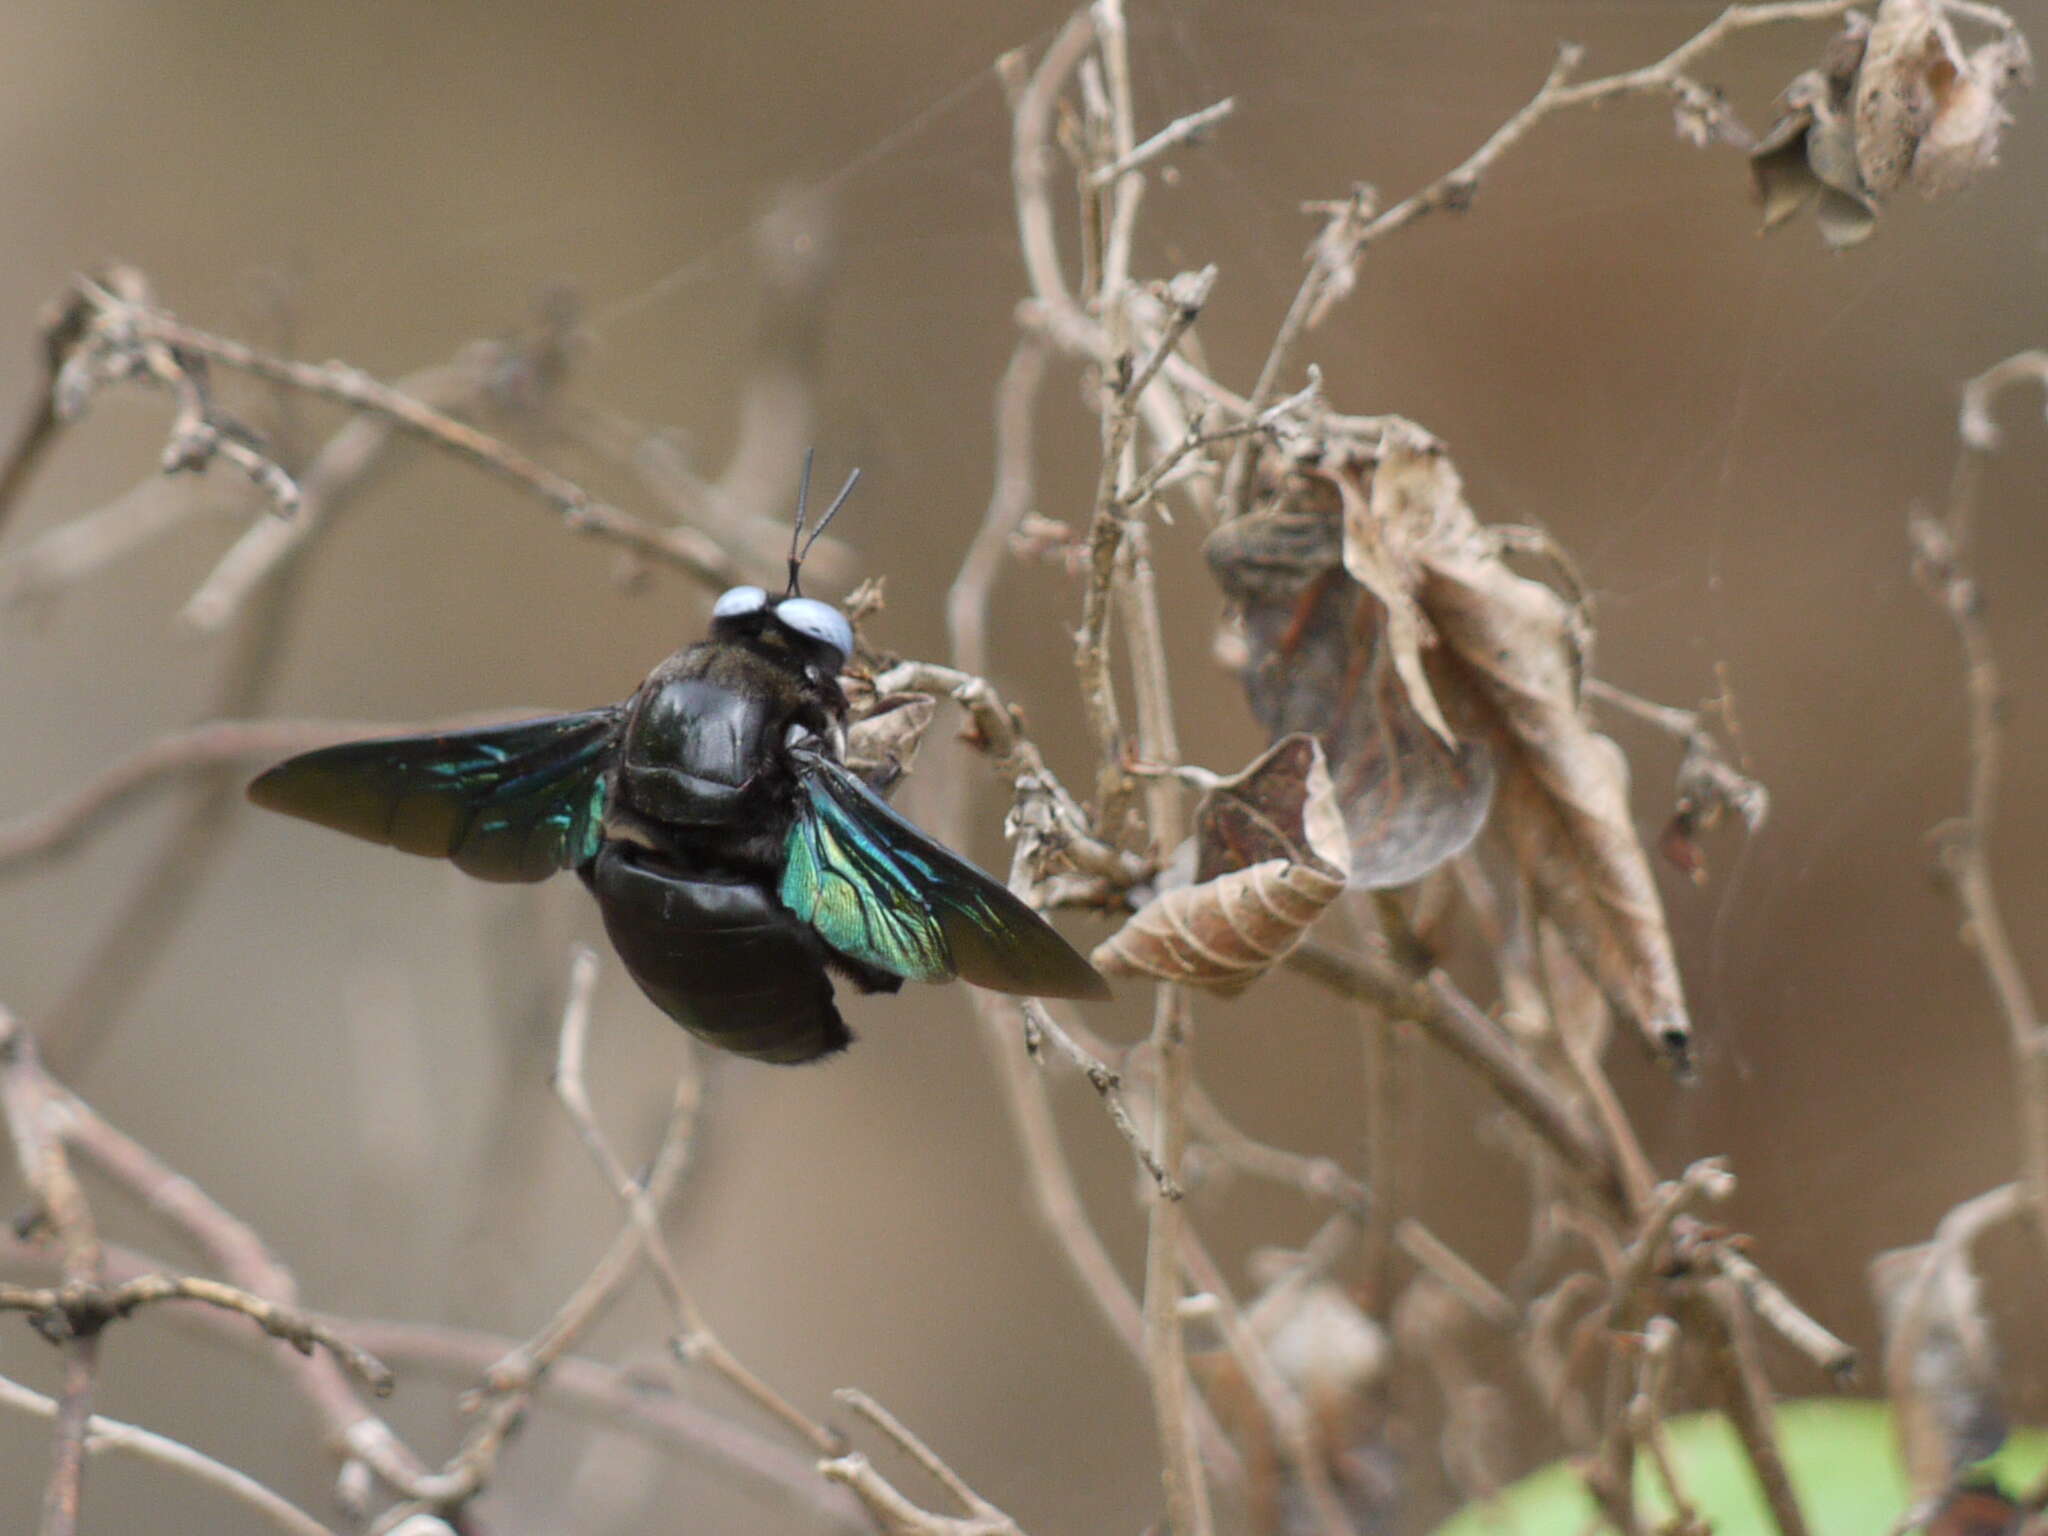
<box><xmin>1092</xmin><ymin>735</ymin><xmax>1349</xmax><ymax>989</ymax></box>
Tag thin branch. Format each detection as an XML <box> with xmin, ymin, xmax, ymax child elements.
<box><xmin>978</xmin><ymin>997</ymin><xmax>1146</xmax><ymax>1355</ymax></box>
<box><xmin>1177</xmin><ymin>1229</ymin><xmax>1355</xmax><ymax>1536</ymax></box>
<box><xmin>0</xmin><ymin>1014</ymin><xmax>105</xmax><ymax>1536</ymax></box>
<box><xmin>1688</xmin><ymin>1277</ymin><xmax>1810</xmax><ymax>1536</ymax></box>
<box><xmin>0</xmin><ymin>1369</ymin><xmax>337</xmax><ymax>1536</ymax></box>
<box><xmin>869</xmin><ymin>659</ymin><xmax>1149</xmax><ymax>890</ymax></box>
<box><xmin>1021</xmin><ymin>999</ymin><xmax>1178</xmax><ymax>1197</ymax></box>
<box><xmin>0</xmin><ymin>477</ymin><xmax>224</xmax><ymax>610</ymax></box>
<box><xmin>0</xmin><ymin>718</ymin><xmax>417</xmax><ymax>870</ymax></box>
<box><xmin>20</xmin><ymin>1021</ymin><xmax>434</xmax><ymax>1496</ymax></box>
<box><xmin>0</xmin><ymin>1229</ymin><xmax>866</xmax><ymax>1533</ymax></box>
<box><xmin>823</xmin><ymin>1389</ymin><xmax>1025</xmax><ymax>1536</ymax></box>
<box><xmin>1088</xmin><ymin>98</ymin><xmax>1236</xmax><ymax>186</ymax></box>
<box><xmin>338</xmin><ymin>1319</ymin><xmax>866</xmax><ymax>1533</ymax></box>
<box><xmin>1183</xmin><ymin>1079</ymin><xmax>1368</xmax><ymax>1214</ymax></box>
<box><xmin>0</xmin><ymin>1273</ymin><xmax>392</xmax><ymax>1392</ymax></box>
<box><xmin>1394</xmin><ymin>1220</ymin><xmax>1517</xmax><ymax>1332</ymax></box>
<box><xmin>1285</xmin><ymin>942</ymin><xmax>1627</xmax><ymax>1217</ymax></box>
<box><xmin>496</xmin><ymin>1043</ymin><xmax>704</xmax><ymax>1382</ymax></box>
<box><xmin>1712</xmin><ymin>1248</ymin><xmax>1857</xmax><ymax>1380</ymax></box>
<box><xmin>548</xmin><ymin>946</ymin><xmax>841</xmax><ymax>1457</ymax></box>
<box><xmin>947</xmin><ymin>335</ymin><xmax>1052</xmax><ymax>680</ymax></box>
<box><xmin>1911</xmin><ymin>349</ymin><xmax>2048</xmax><ymax>1262</ymax></box>
<box><xmin>37</xmin><ymin>272</ymin><xmax>739</xmax><ymax>588</ymax></box>
<box><xmin>179</xmin><ymin>322</ymin><xmax>568</xmax><ymax>633</ymax></box>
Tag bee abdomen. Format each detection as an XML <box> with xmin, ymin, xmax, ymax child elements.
<box><xmin>584</xmin><ymin>846</ymin><xmax>851</xmax><ymax>1064</ymax></box>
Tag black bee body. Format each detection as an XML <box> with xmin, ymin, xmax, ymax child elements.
<box><xmin>582</xmin><ymin>605</ymin><xmax>900</xmax><ymax>1062</ymax></box>
<box><xmin>249</xmin><ymin>565</ymin><xmax>1107</xmax><ymax>1064</ymax></box>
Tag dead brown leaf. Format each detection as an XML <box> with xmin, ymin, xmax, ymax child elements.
<box><xmin>1870</xmin><ymin>1184</ymin><xmax>2020</xmax><ymax>1503</ymax></box>
<box><xmin>1347</xmin><ymin>423</ymin><xmax>1691</xmax><ymax>1065</ymax></box>
<box><xmin>1091</xmin><ymin>735</ymin><xmax>1348</xmax><ymax>989</ymax></box>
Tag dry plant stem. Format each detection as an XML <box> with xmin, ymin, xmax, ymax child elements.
<box><xmin>1141</xmin><ymin>987</ymin><xmax>1215</xmax><ymax>1536</ymax></box>
<box><xmin>1176</xmin><ymin>1231</ymin><xmax>1354</xmax><ymax>1536</ymax></box>
<box><xmin>1007</xmin><ymin>15</ymin><xmax>1246</xmax><ymax>422</ymax></box>
<box><xmin>1090</xmin><ymin>98</ymin><xmax>1236</xmax><ymax>186</ymax></box>
<box><xmin>1357</xmin><ymin>894</ymin><xmax>1413</xmax><ymax>1315</ymax></box>
<box><xmin>336</xmin><ymin>1320</ymin><xmax>866</xmax><ymax>1535</ymax></box>
<box><xmin>0</xmin><ymin>1273</ymin><xmax>391</xmax><ymax>1391</ymax></box>
<box><xmin>499</xmin><ymin>1047</ymin><xmax>704</xmax><ymax>1379</ymax></box>
<box><xmin>1183</xmin><ymin>1079</ymin><xmax>1368</xmax><ymax>1213</ymax></box>
<box><xmin>1120</xmin><ymin>372</ymin><xmax>1322</xmax><ymax>512</ymax></box>
<box><xmin>48</xmin><ymin>274</ymin><xmax>737</xmax><ymax>586</ymax></box>
<box><xmin>1105</xmin><ymin>431</ymin><xmax>1212</xmax><ymax>1532</ymax></box>
<box><xmin>944</xmin><ymin>414</ymin><xmax>1238</xmax><ymax>1482</ymax></box>
<box><xmin>1286</xmin><ymin>942</ymin><xmax>1627</xmax><ymax>1217</ymax></box>
<box><xmin>549</xmin><ymin>946</ymin><xmax>839</xmax><ymax>1457</ymax></box>
<box><xmin>1220</xmin><ymin>0</ymin><xmax>1920</xmax><ymax>515</ymax></box>
<box><xmin>0</xmin><ymin>1015</ymin><xmax>105</xmax><ymax>1536</ymax></box>
<box><xmin>869</xmin><ymin>660</ymin><xmax>1146</xmax><ymax>888</ymax></box>
<box><xmin>976</xmin><ymin>998</ymin><xmax>1144</xmax><ymax>1353</ymax></box>
<box><xmin>40</xmin><ymin>1337</ymin><xmax>98</xmax><ymax>1536</ymax></box>
<box><xmin>1688</xmin><ymin>1278</ymin><xmax>1810</xmax><ymax>1536</ymax></box>
<box><xmin>181</xmin><ymin>333</ymin><xmax>557</xmax><ymax>632</ymax></box>
<box><xmin>0</xmin><ymin>281</ymin><xmax>99</xmax><ymax>537</ymax></box>
<box><xmin>1611</xmin><ymin>1161</ymin><xmax>1735</xmax><ymax>1309</ymax></box>
<box><xmin>0</xmin><ymin>478</ymin><xmax>225</xmax><ymax>609</ymax></box>
<box><xmin>1627</xmin><ymin>1319</ymin><xmax>1700</xmax><ymax>1533</ymax></box>
<box><xmin>44</xmin><ymin>524</ymin><xmax>303</xmax><ymax>1073</ymax></box>
<box><xmin>0</xmin><ymin>1229</ymin><xmax>865</xmax><ymax>1533</ymax></box>
<box><xmin>0</xmin><ymin>1367</ymin><xmax>338</xmax><ymax>1536</ymax></box>
<box><xmin>947</xmin><ymin>335</ymin><xmax>1051</xmax><ymax>679</ymax></box>
<box><xmin>1711</xmin><ymin>1248</ymin><xmax>1857</xmax><ymax>1379</ymax></box>
<box><xmin>1913</xmin><ymin>352</ymin><xmax>2048</xmax><ymax>1262</ymax></box>
<box><xmin>819</xmin><ymin>1389</ymin><xmax>1027</xmax><ymax>1536</ymax></box>
<box><xmin>1022</xmin><ymin>999</ymin><xmax>1178</xmax><ymax>1196</ymax></box>
<box><xmin>974</xmin><ymin>1003</ymin><xmax>1245</xmax><ymax>1482</ymax></box>
<box><xmin>0</xmin><ymin>717</ymin><xmax>421</xmax><ymax>869</ymax></box>
<box><xmin>1394</xmin><ymin>1219</ymin><xmax>1517</xmax><ymax>1331</ymax></box>
<box><xmin>1106</xmin><ymin>340</ymin><xmax>1213</xmax><ymax>1536</ymax></box>
<box><xmin>28</xmin><ymin>1037</ymin><xmax>433</xmax><ymax>1495</ymax></box>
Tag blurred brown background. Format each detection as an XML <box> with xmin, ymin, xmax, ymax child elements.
<box><xmin>0</xmin><ymin>1</ymin><xmax>2044</xmax><ymax>1531</ymax></box>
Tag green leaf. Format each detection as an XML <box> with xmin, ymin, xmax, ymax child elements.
<box><xmin>1430</xmin><ymin>1401</ymin><xmax>2048</xmax><ymax>1536</ymax></box>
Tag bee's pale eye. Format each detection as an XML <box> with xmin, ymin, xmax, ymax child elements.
<box><xmin>774</xmin><ymin>597</ymin><xmax>853</xmax><ymax>664</ymax></box>
<box><xmin>712</xmin><ymin>585</ymin><xmax>768</xmax><ymax>619</ymax></box>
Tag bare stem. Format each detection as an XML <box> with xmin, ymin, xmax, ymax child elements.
<box><xmin>1911</xmin><ymin>349</ymin><xmax>2048</xmax><ymax>1263</ymax></box>
<box><xmin>548</xmin><ymin>947</ymin><xmax>841</xmax><ymax>1457</ymax></box>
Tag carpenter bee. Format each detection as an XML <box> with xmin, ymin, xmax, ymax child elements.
<box><xmin>248</xmin><ymin>466</ymin><xmax>1107</xmax><ymax>1062</ymax></box>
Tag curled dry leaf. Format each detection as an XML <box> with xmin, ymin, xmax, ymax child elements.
<box><xmin>1871</xmin><ymin>1186</ymin><xmax>2018</xmax><ymax>1503</ymax></box>
<box><xmin>1853</xmin><ymin>0</ymin><xmax>2029</xmax><ymax>197</ymax></box>
<box><xmin>1911</xmin><ymin>32</ymin><xmax>2032</xmax><ymax>196</ymax></box>
<box><xmin>1753</xmin><ymin>3</ymin><xmax>2029</xmax><ymax>246</ymax></box>
<box><xmin>1751</xmin><ymin>69</ymin><xmax>1880</xmax><ymax>249</ymax></box>
<box><xmin>1857</xmin><ymin>0</ymin><xmax>1958</xmax><ymax>193</ymax></box>
<box><xmin>1357</xmin><ymin>425</ymin><xmax>1691</xmax><ymax>1065</ymax></box>
<box><xmin>1091</xmin><ymin>735</ymin><xmax>1349</xmax><ymax>989</ymax></box>
<box><xmin>1204</xmin><ymin>466</ymin><xmax>1496</xmax><ymax>889</ymax></box>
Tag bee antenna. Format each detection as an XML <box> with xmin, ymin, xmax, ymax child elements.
<box><xmin>786</xmin><ymin>448</ymin><xmax>817</xmax><ymax>597</ymax></box>
<box><xmin>787</xmin><ymin>464</ymin><xmax>860</xmax><ymax>597</ymax></box>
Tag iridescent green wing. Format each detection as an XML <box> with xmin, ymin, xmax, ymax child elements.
<box><xmin>779</xmin><ymin>751</ymin><xmax>1109</xmax><ymax>999</ymax></box>
<box><xmin>247</xmin><ymin>708</ymin><xmax>623</xmax><ymax>883</ymax></box>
